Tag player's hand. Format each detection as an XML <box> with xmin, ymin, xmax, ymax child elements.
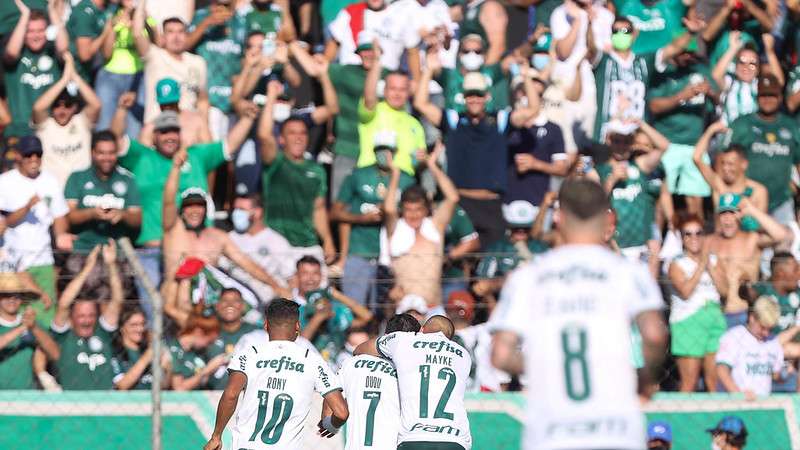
<box><xmin>203</xmin><ymin>435</ymin><xmax>222</xmax><ymax>450</ymax></box>
<box><xmin>317</xmin><ymin>416</ymin><xmax>340</xmax><ymax>438</ymax></box>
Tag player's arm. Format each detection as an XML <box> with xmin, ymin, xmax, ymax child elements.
<box><xmin>490</xmin><ymin>330</ymin><xmax>524</xmax><ymax>375</ymax></box>
<box><xmin>204</xmin><ymin>371</ymin><xmax>247</xmax><ymax>450</ymax></box>
<box><xmin>635</xmin><ymin>310</ymin><xmax>668</xmax><ymax>397</ymax></box>
<box><xmin>318</xmin><ymin>389</ymin><xmax>349</xmax><ymax>438</ymax></box>
<box><xmin>353</xmin><ymin>338</ymin><xmax>379</xmax><ymax>357</ymax></box>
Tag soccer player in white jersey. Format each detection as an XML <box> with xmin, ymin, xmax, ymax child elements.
<box><xmin>490</xmin><ymin>178</ymin><xmax>668</xmax><ymax>450</ymax></box>
<box><xmin>203</xmin><ymin>299</ymin><xmax>349</xmax><ymax>450</ymax></box>
<box><xmin>355</xmin><ymin>315</ymin><xmax>473</xmax><ymax>450</ymax></box>
<box><xmin>338</xmin><ymin>314</ymin><xmax>421</xmax><ymax>450</ymax></box>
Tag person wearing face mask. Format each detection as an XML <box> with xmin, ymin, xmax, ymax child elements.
<box><xmin>331</xmin><ymin>131</ymin><xmax>415</xmax><ymax>309</ymax></box>
<box><xmin>592</xmin><ymin>17</ymin><xmax>698</xmax><ymax>142</ymax></box>
<box><xmin>646</xmin><ymin>421</ymin><xmax>673</xmax><ymax>450</ymax></box>
<box><xmin>160</xmin><ymin>146</ymin><xmax>291</xmax><ymax>321</ymax></box>
<box><xmin>706</xmin><ymin>416</ymin><xmax>748</xmax><ymax>450</ymax></box>
<box><xmin>434</xmin><ymin>34</ymin><xmax>511</xmax><ymax>114</ymax></box>
<box><xmin>221</xmin><ymin>193</ymin><xmax>296</xmax><ymax>303</ymax></box>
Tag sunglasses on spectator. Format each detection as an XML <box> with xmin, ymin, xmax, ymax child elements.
<box><xmin>463</xmin><ymin>90</ymin><xmax>486</xmax><ymax>98</ymax></box>
<box><xmin>681</xmin><ymin>229</ymin><xmax>703</xmax><ymax>237</ymax></box>
<box><xmin>612</xmin><ymin>27</ymin><xmax>632</xmax><ymax>34</ymax></box>
<box><xmin>461</xmin><ymin>49</ymin><xmax>483</xmax><ymax>55</ymax></box>
<box><xmin>22</xmin><ymin>151</ymin><xmax>43</xmax><ymax>158</ymax></box>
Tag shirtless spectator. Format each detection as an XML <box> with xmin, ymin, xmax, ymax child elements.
<box><xmin>709</xmin><ymin>194</ymin><xmax>789</xmax><ymax>328</ymax></box>
<box><xmin>137</xmin><ymin>78</ymin><xmax>211</xmax><ymax>147</ymax></box>
<box><xmin>161</xmin><ymin>148</ymin><xmax>290</xmax><ymax>326</ymax></box>
<box><xmin>693</xmin><ymin>121</ymin><xmax>768</xmax><ymax>217</ymax></box>
<box><xmin>383</xmin><ymin>143</ymin><xmax>459</xmax><ymax>314</ymax></box>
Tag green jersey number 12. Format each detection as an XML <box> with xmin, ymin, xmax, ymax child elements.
<box><xmin>419</xmin><ymin>365</ymin><xmax>456</xmax><ymax>420</ymax></box>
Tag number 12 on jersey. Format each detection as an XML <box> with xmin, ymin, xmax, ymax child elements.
<box><xmin>561</xmin><ymin>325</ymin><xmax>591</xmax><ymax>401</ymax></box>
<box><xmin>249</xmin><ymin>390</ymin><xmax>294</xmax><ymax>444</ymax></box>
<box><xmin>418</xmin><ymin>365</ymin><xmax>456</xmax><ymax>419</ymax></box>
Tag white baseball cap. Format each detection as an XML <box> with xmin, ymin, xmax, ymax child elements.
<box><xmin>502</xmin><ymin>200</ymin><xmax>536</xmax><ymax>228</ymax></box>
<box><xmin>396</xmin><ymin>294</ymin><xmax>429</xmax><ymax>315</ymax></box>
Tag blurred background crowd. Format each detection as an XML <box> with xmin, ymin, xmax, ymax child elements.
<box><xmin>2</xmin><ymin>0</ymin><xmax>800</xmax><ymax>397</ymax></box>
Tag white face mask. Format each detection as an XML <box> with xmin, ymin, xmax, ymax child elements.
<box><xmin>231</xmin><ymin>208</ymin><xmax>252</xmax><ymax>233</ymax></box>
<box><xmin>460</xmin><ymin>51</ymin><xmax>484</xmax><ymax>71</ymax></box>
<box><xmin>273</xmin><ymin>102</ymin><xmax>292</xmax><ymax>123</ymax></box>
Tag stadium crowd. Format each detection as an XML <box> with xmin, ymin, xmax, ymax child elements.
<box><xmin>1</xmin><ymin>0</ymin><xmax>800</xmax><ymax>400</ymax></box>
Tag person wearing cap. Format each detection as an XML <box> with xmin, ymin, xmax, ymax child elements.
<box><xmin>356</xmin><ymin>41</ymin><xmax>425</xmax><ymax>177</ymax></box>
<box><xmin>0</xmin><ymin>272</ymin><xmax>59</xmax><ymax>389</ymax></box>
<box><xmin>256</xmin><ymin>80</ymin><xmax>337</xmax><ymax>264</ymax></box>
<box><xmin>708</xmin><ymin>193</ymin><xmax>789</xmax><ymax>327</ymax></box>
<box><xmin>717</xmin><ymin>296</ymin><xmax>785</xmax><ymax>398</ymax></box>
<box><xmin>332</xmin><ymin>129</ymin><xmax>415</xmax><ymax>308</ymax></box>
<box><xmin>712</xmin><ymin>32</ymin><xmax>783</xmax><ymax>126</ymax></box>
<box><xmin>296</xmin><ymin>256</ymin><xmax>373</xmax><ymax>362</ymax></box>
<box><xmin>591</xmin><ymin>19</ymin><xmax>698</xmax><ymax>142</ymax></box>
<box><xmin>460</xmin><ymin>0</ymin><xmax>507</xmax><ymax>65</ymax></box>
<box><xmin>324</xmin><ymin>30</ymin><xmax>388</xmax><ymax>198</ymax></box>
<box><xmin>474</xmin><ymin>200</ymin><xmax>549</xmax><ymax>298</ymax></box>
<box><xmin>2</xmin><ymin>1</ymin><xmax>68</xmax><ymax>138</ymax></box>
<box><xmin>433</xmin><ymin>33</ymin><xmax>510</xmax><ymax>115</ymax></box>
<box><xmin>31</xmin><ymin>52</ymin><xmax>101</xmax><ymax>188</ymax></box>
<box><xmin>396</xmin><ymin>294</ymin><xmax>429</xmax><ymax>324</ymax></box>
<box><xmin>707</xmin><ymin>416</ymin><xmax>748</xmax><ymax>450</ymax></box>
<box><xmin>137</xmin><ymin>77</ymin><xmax>212</xmax><ymax>148</ymax></box>
<box><xmin>594</xmin><ymin>119</ymin><xmax>669</xmax><ymax>271</ymax></box>
<box><xmin>0</xmin><ymin>135</ymin><xmax>71</xmax><ymax>326</ymax></box>
<box><xmin>693</xmin><ymin>120</ymin><xmax>768</xmax><ymax>221</ymax></box>
<box><xmin>646</xmin><ymin>420</ymin><xmax>672</xmax><ymax>450</ymax></box>
<box><xmin>132</xmin><ymin>0</ymin><xmax>209</xmax><ymax>124</ymax></box>
<box><xmin>64</xmin><ymin>130</ymin><xmax>142</xmax><ymax>253</ymax></box>
<box><xmin>160</xmin><ymin>146</ymin><xmax>292</xmax><ymax>303</ymax></box>
<box><xmin>416</xmin><ymin>51</ymin><xmax>537</xmax><ymax>249</ymax></box>
<box><xmin>729</xmin><ymin>73</ymin><xmax>800</xmax><ymax>224</ymax></box>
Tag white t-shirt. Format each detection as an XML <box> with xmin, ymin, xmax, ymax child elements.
<box><xmin>0</xmin><ymin>169</ymin><xmax>68</xmax><ymax>268</ymax></box>
<box><xmin>716</xmin><ymin>325</ymin><xmax>783</xmax><ymax>397</ymax></box>
<box><xmin>376</xmin><ymin>331</ymin><xmax>472</xmax><ymax>449</ymax></box>
<box><xmin>36</xmin><ymin>112</ymin><xmax>92</xmax><ymax>188</ymax></box>
<box><xmin>228</xmin><ymin>339</ymin><xmax>342</xmax><ymax>450</ymax></box>
<box><xmin>490</xmin><ymin>244</ymin><xmax>663</xmax><ymax>450</ymax></box>
<box><xmin>456</xmin><ymin>323</ymin><xmax>510</xmax><ymax>392</ymax></box>
<box><xmin>328</xmin><ymin>1</ymin><xmax>421</xmax><ymax>70</ymax></box>
<box><xmin>668</xmin><ymin>254</ymin><xmax>721</xmax><ymax>323</ymax></box>
<box><xmin>339</xmin><ymin>354</ymin><xmax>401</xmax><ymax>450</ymax></box>
<box><xmin>143</xmin><ymin>46</ymin><xmax>207</xmax><ymax>123</ymax></box>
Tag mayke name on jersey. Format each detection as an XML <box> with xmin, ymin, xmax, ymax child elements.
<box><xmin>255</xmin><ymin>356</ymin><xmax>305</xmax><ymax>373</ymax></box>
<box><xmin>413</xmin><ymin>340</ymin><xmax>464</xmax><ymax>357</ymax></box>
<box><xmin>354</xmin><ymin>359</ymin><xmax>397</xmax><ymax>377</ymax></box>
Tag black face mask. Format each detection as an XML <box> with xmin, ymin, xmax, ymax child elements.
<box><xmin>182</xmin><ymin>215</ymin><xmax>206</xmax><ymax>234</ymax></box>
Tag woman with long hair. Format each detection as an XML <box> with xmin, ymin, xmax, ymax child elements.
<box><xmin>110</xmin><ymin>306</ymin><xmax>169</xmax><ymax>390</ymax></box>
<box><xmin>168</xmin><ymin>313</ymin><xmax>226</xmax><ymax>391</ymax></box>
<box><xmin>668</xmin><ymin>214</ymin><xmax>728</xmax><ymax>392</ymax></box>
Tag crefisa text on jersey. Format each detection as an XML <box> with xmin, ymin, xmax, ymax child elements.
<box><xmin>413</xmin><ymin>339</ymin><xmax>463</xmax><ymax>367</ymax></box>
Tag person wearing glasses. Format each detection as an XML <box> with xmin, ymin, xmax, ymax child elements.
<box><xmin>667</xmin><ymin>214</ymin><xmax>727</xmax><ymax>392</ymax></box>
<box><xmin>712</xmin><ymin>31</ymin><xmax>783</xmax><ymax>126</ymax></box>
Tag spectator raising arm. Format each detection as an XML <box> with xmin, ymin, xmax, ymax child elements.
<box><xmin>315</xmin><ymin>196</ymin><xmax>336</xmax><ymax>263</ymax></box>
<box><xmin>0</xmin><ymin>98</ymin><xmax>10</xmax><ymax>134</ymax></box>
<box><xmin>382</xmin><ymin>154</ymin><xmax>402</xmax><ymax>237</ymax></box>
<box><xmin>186</xmin><ymin>4</ymin><xmax>232</xmax><ymax>50</ymax></box>
<box><xmin>428</xmin><ymin>142</ymin><xmax>460</xmax><ymax>234</ymax></box>
<box><xmin>74</xmin><ymin>15</ymin><xmax>114</xmax><ymax>66</ymax></box>
<box><xmin>132</xmin><ymin>0</ymin><xmax>151</xmax><ymax>57</ymax></box>
<box><xmin>0</xmin><ymin>308</ymin><xmax>59</xmax><ymax>360</ymax></box>
<box><xmin>223</xmin><ymin>101</ymin><xmax>258</xmax><ymax>159</ymax></box>
<box><xmin>363</xmin><ymin>40</ymin><xmax>383</xmax><ymax>112</ymax></box>
<box><xmin>762</xmin><ymin>34</ymin><xmax>784</xmax><ymax>86</ymax></box>
<box><xmin>693</xmin><ymin>121</ymin><xmax>730</xmax><ymax>193</ymax></box>
<box><xmin>110</xmin><ymin>92</ymin><xmax>136</xmax><ymax>147</ymax></box>
<box><xmin>101</xmin><ymin>241</ymin><xmax>124</xmax><ymax>328</ymax></box>
<box><xmin>162</xmin><ymin>148</ymin><xmax>187</xmax><ymax>232</ymax></box>
<box><xmin>52</xmin><ymin>245</ymin><xmax>101</xmax><ymax>329</ymax></box>
<box><xmin>480</xmin><ymin>0</ymin><xmax>508</xmax><ymax>65</ymax></box>
<box><xmin>293</xmin><ymin>50</ymin><xmax>339</xmax><ymax>124</ymax></box>
<box><xmin>633</xmin><ymin>120</ymin><xmax>670</xmax><ymax>174</ymax></box>
<box><xmin>3</xmin><ymin>0</ymin><xmax>31</xmax><ymax>63</ymax></box>
<box><xmin>32</xmin><ymin>53</ymin><xmax>102</xmax><ymax>125</ymax></box>
<box><xmin>329</xmin><ymin>287</ymin><xmax>373</xmax><ymax>328</ymax></box>
<box><xmin>221</xmin><ymin>238</ymin><xmax>292</xmax><ymax>299</ymax></box>
<box><xmin>48</xmin><ymin>0</ymin><xmax>69</xmax><ymax>56</ymax></box>
<box><xmin>256</xmin><ymin>80</ymin><xmax>283</xmax><ymax>164</ymax></box>
<box><xmin>413</xmin><ymin>52</ymin><xmax>443</xmax><ymax>126</ymax></box>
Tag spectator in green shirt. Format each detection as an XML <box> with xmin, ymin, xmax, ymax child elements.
<box><xmin>110</xmin><ymin>306</ymin><xmax>171</xmax><ymax>390</ymax></box>
<box><xmin>168</xmin><ymin>313</ymin><xmax>227</xmax><ymax>391</ymax></box>
<box><xmin>0</xmin><ymin>272</ymin><xmax>59</xmax><ymax>389</ymax></box>
<box><xmin>205</xmin><ymin>288</ymin><xmax>258</xmax><ymax>390</ymax></box>
<box><xmin>2</xmin><ymin>1</ymin><xmax>69</xmax><ymax>138</ymax></box>
<box><xmin>67</xmin><ymin>0</ymin><xmax>115</xmax><ymax>81</ymax></box>
<box><xmin>47</xmin><ymin>243</ymin><xmax>124</xmax><ymax>390</ymax></box>
<box><xmin>257</xmin><ymin>80</ymin><xmax>337</xmax><ymax>264</ymax></box>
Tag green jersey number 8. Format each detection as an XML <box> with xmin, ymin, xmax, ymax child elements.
<box><xmin>561</xmin><ymin>325</ymin><xmax>591</xmax><ymax>401</ymax></box>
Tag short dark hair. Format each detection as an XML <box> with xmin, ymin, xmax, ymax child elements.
<box><xmin>386</xmin><ymin>313</ymin><xmax>422</xmax><ymax>334</ymax></box>
<box><xmin>91</xmin><ymin>130</ymin><xmax>117</xmax><ymax>150</ymax></box>
<box><xmin>266</xmin><ymin>299</ymin><xmax>299</xmax><ymax>328</ymax></box>
<box><xmin>220</xmin><ymin>287</ymin><xmax>242</xmax><ymax>299</ymax></box>
<box><xmin>722</xmin><ymin>144</ymin><xmax>747</xmax><ymax>159</ymax></box>
<box><xmin>676</xmin><ymin>212</ymin><xmax>704</xmax><ymax>232</ymax></box>
<box><xmin>162</xmin><ymin>17</ymin><xmax>186</xmax><ymax>29</ymax></box>
<box><xmin>770</xmin><ymin>251</ymin><xmax>796</xmax><ymax>275</ymax></box>
<box><xmin>279</xmin><ymin>116</ymin><xmax>308</xmax><ymax>135</ymax></box>
<box><xmin>385</xmin><ymin>70</ymin><xmax>410</xmax><ymax>82</ymax></box>
<box><xmin>296</xmin><ymin>255</ymin><xmax>322</xmax><ymax>270</ymax></box>
<box><xmin>400</xmin><ymin>185</ymin><xmax>431</xmax><ymax>210</ymax></box>
<box><xmin>613</xmin><ymin>15</ymin><xmax>633</xmax><ymax>29</ymax></box>
<box><xmin>558</xmin><ymin>179</ymin><xmax>610</xmax><ymax>221</ymax></box>
<box><xmin>29</xmin><ymin>10</ymin><xmax>48</xmax><ymax>23</ymax></box>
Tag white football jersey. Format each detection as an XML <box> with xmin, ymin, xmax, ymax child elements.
<box><xmin>376</xmin><ymin>331</ymin><xmax>472</xmax><ymax>449</ymax></box>
<box><xmin>716</xmin><ymin>325</ymin><xmax>783</xmax><ymax>396</ymax></box>
<box><xmin>491</xmin><ymin>244</ymin><xmax>663</xmax><ymax>450</ymax></box>
<box><xmin>228</xmin><ymin>340</ymin><xmax>341</xmax><ymax>450</ymax></box>
<box><xmin>339</xmin><ymin>355</ymin><xmax>401</xmax><ymax>450</ymax></box>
